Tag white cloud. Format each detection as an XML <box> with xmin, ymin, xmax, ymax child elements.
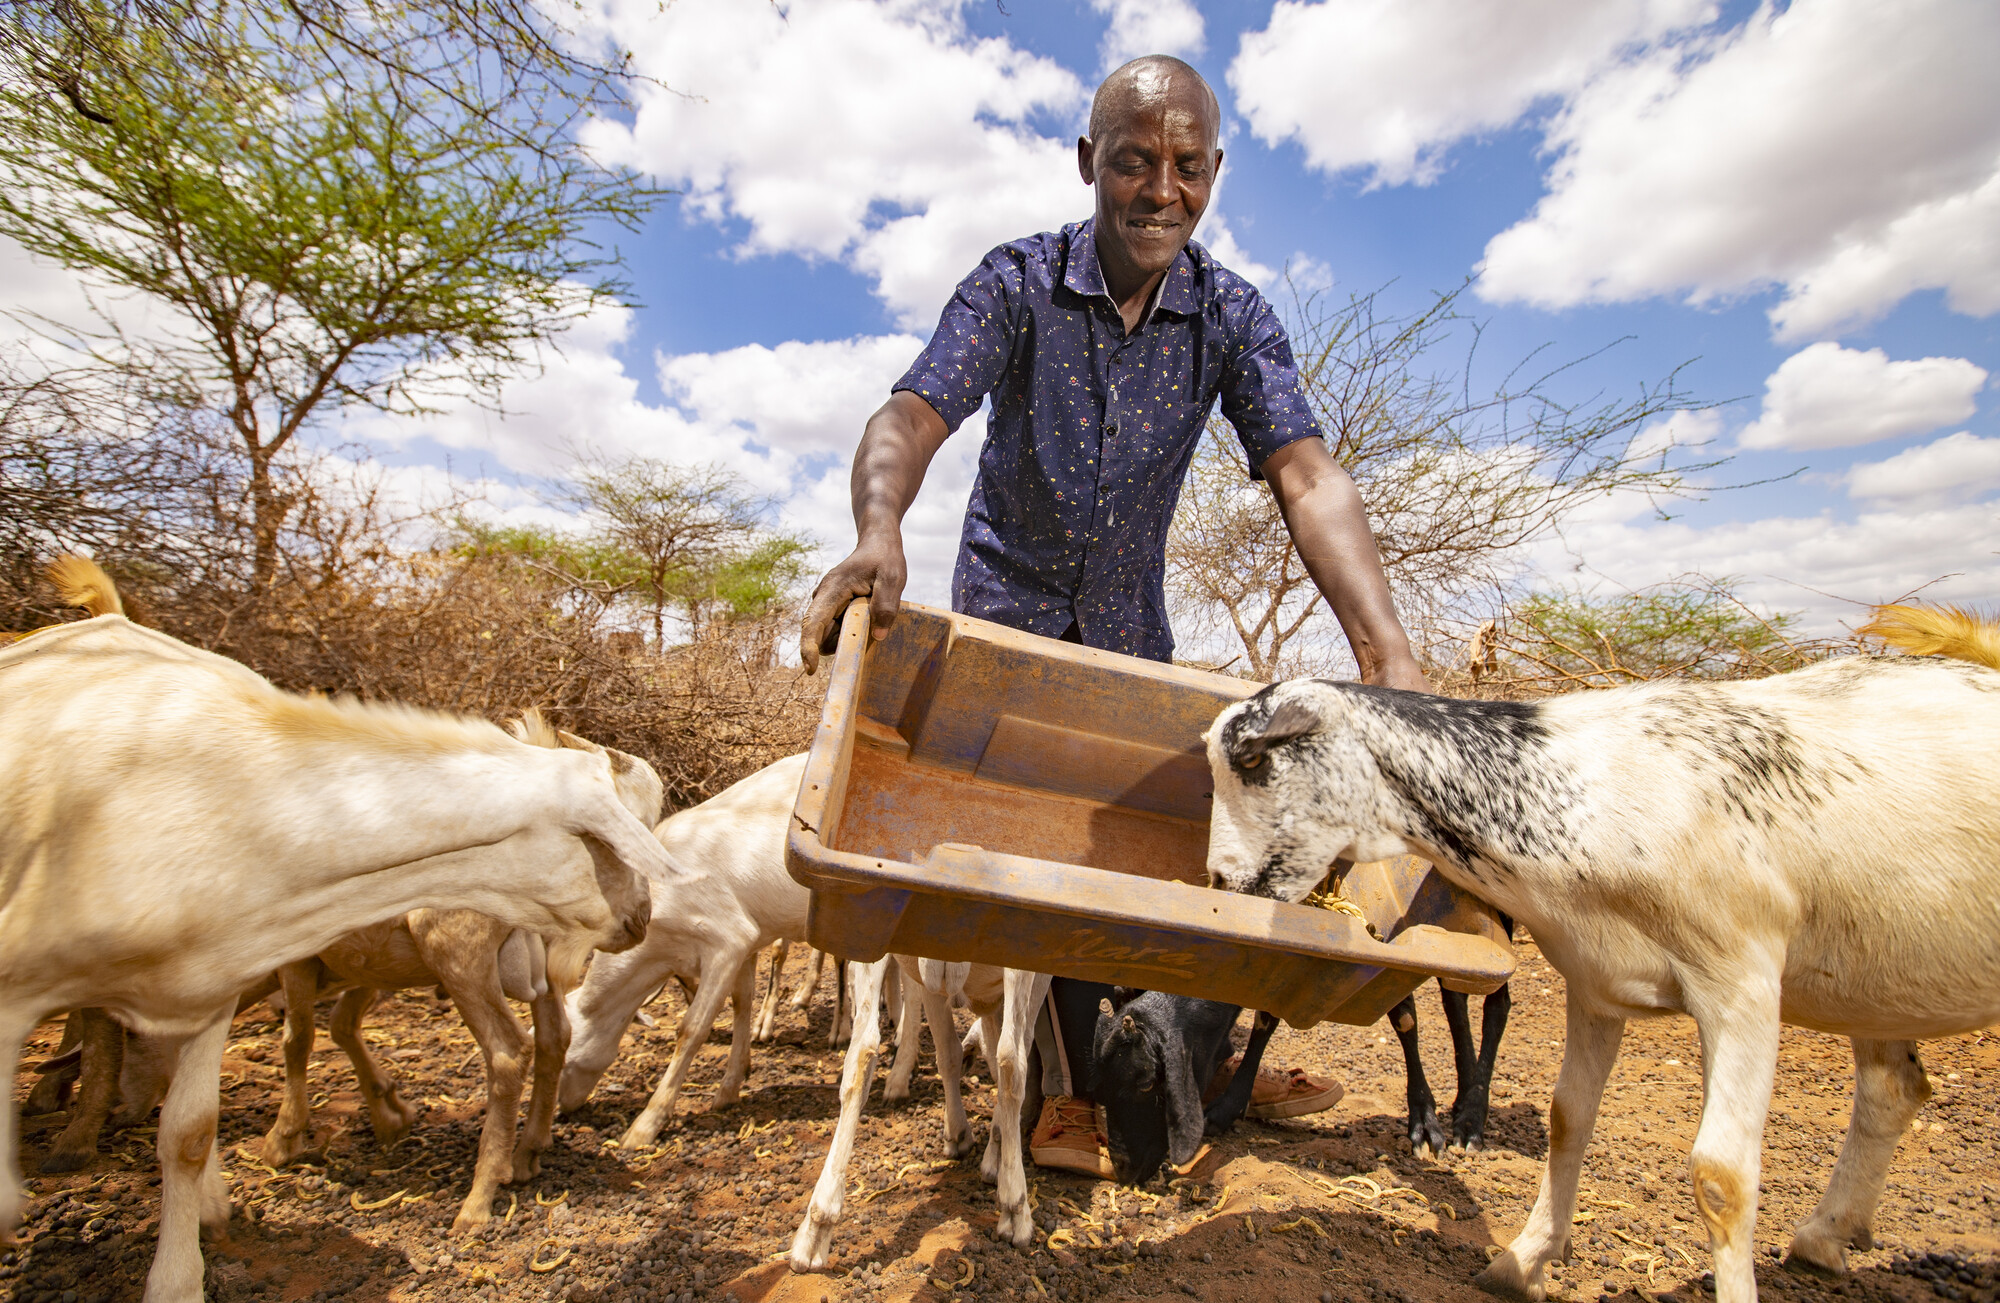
<box><xmin>1847</xmin><ymin>431</ymin><xmax>2000</xmax><ymax>504</ymax></box>
<box><xmin>658</xmin><ymin>334</ymin><xmax>924</xmax><ymax>458</ymax></box>
<box><xmin>1738</xmin><ymin>343</ymin><xmax>1987</xmax><ymax>452</ymax></box>
<box><xmin>1196</xmin><ymin>212</ymin><xmax>1278</xmax><ymax>291</ymax></box>
<box><xmin>1093</xmin><ymin>0</ymin><xmax>1204</xmax><ymax>73</ymax></box>
<box><xmin>1627</xmin><ymin>407</ymin><xmax>1722</xmax><ymax>462</ymax></box>
<box><xmin>1539</xmin><ymin>491</ymin><xmax>2000</xmax><ymax>636</ymax></box>
<box><xmin>1230</xmin><ymin>0</ymin><xmax>1711</xmax><ymax>188</ymax></box>
<box><xmin>586</xmin><ymin>0</ymin><xmax>1091</xmax><ymax>327</ymax></box>
<box><xmin>340</xmin><ymin>304</ymin><xmax>985</xmax><ymax>605</ymax></box>
<box><xmin>1475</xmin><ymin>0</ymin><xmax>2000</xmax><ymax>339</ymax></box>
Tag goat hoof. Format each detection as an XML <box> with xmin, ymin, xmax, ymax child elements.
<box><xmin>259</xmin><ymin>1127</ymin><xmax>310</xmax><ymax>1168</ymax></box>
<box><xmin>36</xmin><ymin>1148</ymin><xmax>90</xmax><ymax>1175</ymax></box>
<box><xmin>618</xmin><ymin>1116</ymin><xmax>666</xmax><ymax>1151</ymax></box>
<box><xmin>1474</xmin><ymin>1252</ymin><xmax>1544</xmax><ymax>1301</ymax></box>
<box><xmin>1408</xmin><ymin>1110</ymin><xmax>1446</xmax><ymax>1158</ymax></box>
<box><xmin>995</xmin><ymin>1203</ymin><xmax>1035</xmax><ymax>1247</ymax></box>
<box><xmin>450</xmin><ymin>1207</ymin><xmax>492</xmax><ymax>1236</ymax></box>
<box><xmin>510</xmin><ymin>1151</ymin><xmax>544</xmax><ymax>1184</ymax></box>
<box><xmin>789</xmin><ymin>1215</ymin><xmax>836</xmax><ymax>1272</ymax></box>
<box><xmin>1785</xmin><ymin>1226</ymin><xmax>1858</xmax><ymax>1276</ymax></box>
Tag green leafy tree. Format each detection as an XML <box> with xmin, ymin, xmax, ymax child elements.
<box><xmin>1492</xmin><ymin>579</ymin><xmax>1814</xmax><ymax>689</ymax></box>
<box><xmin>555</xmin><ymin>459</ymin><xmax>807</xmax><ymax>647</ymax></box>
<box><xmin>0</xmin><ymin>0</ymin><xmax>658</xmax><ymax>588</ymax></box>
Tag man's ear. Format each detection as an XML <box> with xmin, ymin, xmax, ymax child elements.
<box><xmin>1228</xmin><ymin>694</ymin><xmax>1322</xmax><ymax>770</ymax></box>
<box><xmin>1077</xmin><ymin>135</ymin><xmax>1095</xmax><ymax>185</ymax></box>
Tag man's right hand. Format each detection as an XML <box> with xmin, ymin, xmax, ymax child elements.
<box><xmin>799</xmin><ymin>391</ymin><xmax>952</xmax><ymax>673</ymax></box>
<box><xmin>798</xmin><ymin>531</ymin><xmax>908</xmax><ymax>673</ymax></box>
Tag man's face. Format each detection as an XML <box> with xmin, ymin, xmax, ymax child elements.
<box><xmin>1079</xmin><ymin>76</ymin><xmax>1222</xmax><ymax>285</ymax></box>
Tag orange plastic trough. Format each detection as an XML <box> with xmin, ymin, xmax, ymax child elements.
<box><xmin>786</xmin><ymin>602</ymin><xmax>1515</xmax><ymax>1028</ymax></box>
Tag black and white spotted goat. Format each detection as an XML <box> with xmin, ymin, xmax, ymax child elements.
<box><xmin>1201</xmin><ymin>606</ymin><xmax>2000</xmax><ymax>1303</ymax></box>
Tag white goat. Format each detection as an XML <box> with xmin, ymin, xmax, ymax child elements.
<box><xmin>789</xmin><ymin>957</ymin><xmax>1047</xmax><ymax>1270</ymax></box>
<box><xmin>559</xmin><ymin>753</ymin><xmax>812</xmax><ymax>1147</ymax></box>
<box><xmin>0</xmin><ymin>584</ymin><xmax>676</xmax><ymax>1303</ymax></box>
<box><xmin>1202</xmin><ymin>608</ymin><xmax>2000</xmax><ymax>1303</ymax></box>
<box><xmin>257</xmin><ymin>716</ymin><xmax>665</xmax><ymax>1232</ymax></box>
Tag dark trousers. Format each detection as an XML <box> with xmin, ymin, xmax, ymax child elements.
<box><xmin>1048</xmin><ymin>977</ymin><xmax>1114</xmax><ymax>1099</ymax></box>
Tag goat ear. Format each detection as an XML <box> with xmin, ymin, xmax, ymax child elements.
<box><xmin>1110</xmin><ymin>986</ymin><xmax>1144</xmax><ymax>1010</ymax></box>
<box><xmin>1160</xmin><ymin>1038</ymin><xmax>1207</xmax><ymax>1166</ymax></box>
<box><xmin>1229</xmin><ymin>694</ymin><xmax>1322</xmax><ymax>770</ymax></box>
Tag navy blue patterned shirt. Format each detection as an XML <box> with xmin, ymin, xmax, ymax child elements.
<box><xmin>895</xmin><ymin>219</ymin><xmax>1323</xmax><ymax>663</ymax></box>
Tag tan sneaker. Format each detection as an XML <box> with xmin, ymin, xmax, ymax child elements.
<box><xmin>1205</xmin><ymin>1057</ymin><xmax>1346</xmax><ymax>1120</ymax></box>
<box><xmin>1029</xmin><ymin>1095</ymin><xmax>1113</xmax><ymax>1179</ymax></box>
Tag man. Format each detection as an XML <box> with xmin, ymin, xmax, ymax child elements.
<box><xmin>799</xmin><ymin>56</ymin><xmax>1431</xmax><ymax>1177</ymax></box>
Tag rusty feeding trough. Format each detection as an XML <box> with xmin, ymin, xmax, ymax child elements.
<box><xmin>787</xmin><ymin>602</ymin><xmax>1515</xmax><ymax>1027</ymax></box>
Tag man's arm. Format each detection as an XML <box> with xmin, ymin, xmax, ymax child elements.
<box><xmin>797</xmin><ymin>390</ymin><xmax>952</xmax><ymax>672</ymax></box>
<box><xmin>1261</xmin><ymin>436</ymin><xmax>1432</xmax><ymax>692</ymax></box>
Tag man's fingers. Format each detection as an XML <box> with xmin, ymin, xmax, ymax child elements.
<box><xmin>868</xmin><ymin>575</ymin><xmax>902</xmax><ymax>641</ymax></box>
<box><xmin>798</xmin><ymin>582</ymin><xmax>847</xmax><ymax>675</ymax></box>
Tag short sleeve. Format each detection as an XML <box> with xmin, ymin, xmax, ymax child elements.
<box><xmin>892</xmin><ymin>245</ymin><xmax>1022</xmax><ymax>433</ymax></box>
<box><xmin>1215</xmin><ymin>282</ymin><xmax>1324</xmax><ymax>478</ymax></box>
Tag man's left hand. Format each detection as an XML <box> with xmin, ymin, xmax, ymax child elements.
<box><xmin>1364</xmin><ymin>652</ymin><xmax>1433</xmax><ymax>694</ymax></box>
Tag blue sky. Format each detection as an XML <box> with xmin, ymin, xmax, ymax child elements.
<box><xmin>12</xmin><ymin>0</ymin><xmax>1996</xmax><ymax>639</ymax></box>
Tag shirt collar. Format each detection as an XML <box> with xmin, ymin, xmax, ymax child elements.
<box><xmin>1065</xmin><ymin>219</ymin><xmax>1200</xmax><ymax>323</ymax></box>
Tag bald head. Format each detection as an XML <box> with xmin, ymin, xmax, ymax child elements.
<box><xmin>1089</xmin><ymin>56</ymin><xmax>1220</xmax><ymax>152</ymax></box>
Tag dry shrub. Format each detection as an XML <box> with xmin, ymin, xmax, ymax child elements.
<box><xmin>1421</xmin><ymin>576</ymin><xmax>1864</xmax><ymax>701</ymax></box>
<box><xmin>4</xmin><ymin>449</ymin><xmax>821</xmax><ymax>809</ymax></box>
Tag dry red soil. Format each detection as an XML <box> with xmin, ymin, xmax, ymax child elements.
<box><xmin>10</xmin><ymin>938</ymin><xmax>1998</xmax><ymax>1303</ymax></box>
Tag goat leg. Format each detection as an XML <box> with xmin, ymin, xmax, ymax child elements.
<box><xmin>1203</xmin><ymin>1010</ymin><xmax>1279</xmax><ymax>1137</ymax></box>
<box><xmin>1389</xmin><ymin>995</ymin><xmax>1445</xmax><ymax>1157</ymax></box>
<box><xmin>711</xmin><ymin>953</ymin><xmax>760</xmax><ymax>1108</ymax></box>
<box><xmin>620</xmin><ymin>944</ymin><xmax>751</xmax><ymax>1149</ymax></box>
<box><xmin>24</xmin><ymin>1012</ymin><xmax>85</xmax><ymax>1116</ymax></box>
<box><xmin>440</xmin><ymin>966</ymin><xmax>532</xmax><ymax>1234</ymax></box>
<box><xmin>790</xmin><ymin>956</ymin><xmax>890</xmax><ymax>1272</ymax></box>
<box><xmin>787</xmin><ymin>947</ymin><xmax>824</xmax><ymax>1012</ymax></box>
<box><xmin>753</xmin><ymin>940</ymin><xmax>789</xmax><ymax>1043</ymax></box>
<box><xmin>831</xmin><ymin>958</ymin><xmax>853</xmax><ymax>1047</ymax></box>
<box><xmin>329</xmin><ymin>988</ymin><xmax>420</xmax><ymax>1148</ymax></box>
<box><xmin>143</xmin><ymin>1007</ymin><xmax>233</xmax><ymax>1303</ymax></box>
<box><xmin>883</xmin><ymin>960</ymin><xmax>929</xmax><ymax>1103</ymax></box>
<box><xmin>39</xmin><ymin>1007</ymin><xmax>124</xmax><ymax>1173</ymax></box>
<box><xmin>1446</xmin><ymin>983</ymin><xmax>1511</xmax><ymax>1151</ymax></box>
<box><xmin>1789</xmin><ymin>1038</ymin><xmax>1929</xmax><ymax>1275</ymax></box>
<box><xmin>986</xmin><ymin>970</ymin><xmax>1048</xmax><ymax>1248</ymax></box>
<box><xmin>1</xmin><ymin>1007</ymin><xmax>34</xmax><ymax>1244</ymax></box>
<box><xmin>1477</xmin><ymin>997</ymin><xmax>1625</xmax><ymax>1301</ymax></box>
<box><xmin>514</xmin><ymin>983</ymin><xmax>572</xmax><ymax>1184</ymax></box>
<box><xmin>260</xmin><ymin>961</ymin><xmax>326</xmax><ymax>1167</ymax></box>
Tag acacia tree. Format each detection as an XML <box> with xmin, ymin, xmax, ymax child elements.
<box><xmin>0</xmin><ymin>0</ymin><xmax>657</xmax><ymax>589</ymax></box>
<box><xmin>1166</xmin><ymin>283</ymin><xmax>1723</xmax><ymax>678</ymax></box>
<box><xmin>553</xmin><ymin>458</ymin><xmax>812</xmax><ymax>648</ymax></box>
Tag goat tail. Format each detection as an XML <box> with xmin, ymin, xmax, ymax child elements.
<box><xmin>1860</xmin><ymin>603</ymin><xmax>2000</xmax><ymax>671</ymax></box>
<box><xmin>47</xmin><ymin>555</ymin><xmax>124</xmax><ymax>619</ymax></box>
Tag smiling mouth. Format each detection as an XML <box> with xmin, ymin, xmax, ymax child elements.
<box><xmin>1128</xmin><ymin>217</ymin><xmax>1179</xmax><ymax>233</ymax></box>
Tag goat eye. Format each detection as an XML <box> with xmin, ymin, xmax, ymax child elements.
<box><xmin>1238</xmin><ymin>752</ymin><xmax>1264</xmax><ymax>770</ymax></box>
<box><xmin>1139</xmin><ymin>1082</ymin><xmax>1154</xmax><ymax>1092</ymax></box>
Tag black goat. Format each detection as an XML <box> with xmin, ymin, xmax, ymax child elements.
<box><xmin>1091</xmin><ymin>988</ymin><xmax>1280</xmax><ymax>1184</ymax></box>
<box><xmin>1389</xmin><ymin>915</ymin><xmax>1515</xmax><ymax>1155</ymax></box>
